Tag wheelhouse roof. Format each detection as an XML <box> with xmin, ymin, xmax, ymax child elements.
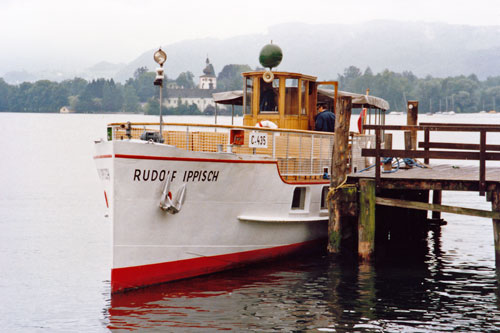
<box><xmin>213</xmin><ymin>89</ymin><xmax>389</xmax><ymax>110</ymax></box>
<box><xmin>242</xmin><ymin>71</ymin><xmax>317</xmax><ymax>81</ymax></box>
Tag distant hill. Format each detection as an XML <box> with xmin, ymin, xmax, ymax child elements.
<box><xmin>115</xmin><ymin>20</ymin><xmax>500</xmax><ymax>83</ymax></box>
<box><xmin>4</xmin><ymin>21</ymin><xmax>500</xmax><ymax>84</ymax></box>
<box><xmin>86</xmin><ymin>61</ymin><xmax>126</xmax><ymax>79</ymax></box>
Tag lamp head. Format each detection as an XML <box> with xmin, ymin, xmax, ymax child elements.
<box><xmin>154</xmin><ymin>48</ymin><xmax>167</xmax><ymax>66</ymax></box>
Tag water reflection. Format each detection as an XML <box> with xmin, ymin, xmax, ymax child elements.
<box><xmin>107</xmin><ymin>228</ymin><xmax>500</xmax><ymax>331</ymax></box>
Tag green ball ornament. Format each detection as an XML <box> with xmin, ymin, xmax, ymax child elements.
<box><xmin>259</xmin><ymin>43</ymin><xmax>283</xmax><ymax>70</ymax></box>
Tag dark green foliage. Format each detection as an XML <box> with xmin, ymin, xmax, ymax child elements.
<box><xmin>337</xmin><ymin>66</ymin><xmax>500</xmax><ymax>113</ymax></box>
<box><xmin>217</xmin><ymin>64</ymin><xmax>252</xmax><ymax>91</ymax></box>
<box><xmin>60</xmin><ymin>77</ymin><xmax>88</xmax><ymax>96</ymax></box>
<box><xmin>122</xmin><ymin>85</ymin><xmax>140</xmax><ymax>113</ymax></box>
<box><xmin>75</xmin><ymin>78</ymin><xmax>124</xmax><ymax>112</ymax></box>
<box><xmin>3</xmin><ymin>64</ymin><xmax>500</xmax><ymax>114</ymax></box>
<box><xmin>175</xmin><ymin>71</ymin><xmax>195</xmax><ymax>89</ymax></box>
<box><xmin>5</xmin><ymin>80</ymin><xmax>68</xmax><ymax>113</ymax></box>
<box><xmin>126</xmin><ymin>68</ymin><xmax>159</xmax><ymax>103</ymax></box>
<box><xmin>0</xmin><ymin>78</ymin><xmax>11</xmax><ymax>111</ymax></box>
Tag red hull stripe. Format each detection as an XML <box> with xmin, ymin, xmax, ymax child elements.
<box><xmin>94</xmin><ymin>154</ymin><xmax>112</xmax><ymax>159</ymax></box>
<box><xmin>115</xmin><ymin>153</ymin><xmax>276</xmax><ymax>164</ymax></box>
<box><xmin>111</xmin><ymin>239</ymin><xmax>324</xmax><ymax>293</ymax></box>
<box><xmin>93</xmin><ymin>153</ymin><xmax>329</xmax><ymax>186</ymax></box>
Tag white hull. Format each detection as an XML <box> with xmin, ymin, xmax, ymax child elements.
<box><xmin>95</xmin><ymin>139</ymin><xmax>329</xmax><ymax>292</ymax></box>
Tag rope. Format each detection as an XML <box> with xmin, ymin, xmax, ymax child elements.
<box><xmin>326</xmin><ymin>176</ymin><xmax>357</xmax><ymax>210</ymax></box>
<box><xmin>403</xmin><ymin>158</ymin><xmax>426</xmax><ymax>168</ymax></box>
<box><xmin>357</xmin><ymin>157</ymin><xmax>428</xmax><ymax>174</ymax></box>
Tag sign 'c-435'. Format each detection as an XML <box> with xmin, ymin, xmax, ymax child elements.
<box><xmin>249</xmin><ymin>132</ymin><xmax>268</xmax><ymax>148</ymax></box>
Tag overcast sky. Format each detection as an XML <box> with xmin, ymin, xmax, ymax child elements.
<box><xmin>1</xmin><ymin>0</ymin><xmax>499</xmax><ymax>75</ymax></box>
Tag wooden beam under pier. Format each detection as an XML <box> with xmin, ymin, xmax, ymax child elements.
<box><xmin>375</xmin><ymin>197</ymin><xmax>500</xmax><ymax>220</ymax></box>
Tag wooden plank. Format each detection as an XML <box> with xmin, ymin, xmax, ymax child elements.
<box><xmin>419</xmin><ymin>142</ymin><xmax>500</xmax><ymax>151</ymax></box>
<box><xmin>362</xmin><ymin>149</ymin><xmax>500</xmax><ymax>161</ymax></box>
<box><xmin>375</xmin><ymin>197</ymin><xmax>500</xmax><ymax>219</ymax></box>
<box><xmin>420</xmin><ymin>122</ymin><xmax>500</xmax><ymax>129</ymax></box>
<box><xmin>364</xmin><ymin>124</ymin><xmax>500</xmax><ymax>132</ymax></box>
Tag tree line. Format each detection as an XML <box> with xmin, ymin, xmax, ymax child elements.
<box><xmin>1</xmin><ymin>64</ymin><xmax>500</xmax><ymax>114</ymax></box>
<box><xmin>338</xmin><ymin>66</ymin><xmax>500</xmax><ymax>113</ymax></box>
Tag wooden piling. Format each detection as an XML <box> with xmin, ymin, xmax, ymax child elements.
<box><xmin>328</xmin><ymin>96</ymin><xmax>352</xmax><ymax>254</ymax></box>
<box><xmin>407</xmin><ymin>101</ymin><xmax>419</xmax><ymax>150</ymax></box>
<box><xmin>491</xmin><ymin>188</ymin><xmax>500</xmax><ymax>265</ymax></box>
<box><xmin>383</xmin><ymin>133</ymin><xmax>393</xmax><ymax>171</ymax></box>
<box><xmin>358</xmin><ymin>178</ymin><xmax>376</xmax><ymax>261</ymax></box>
<box><xmin>432</xmin><ymin>190</ymin><xmax>442</xmax><ymax>220</ymax></box>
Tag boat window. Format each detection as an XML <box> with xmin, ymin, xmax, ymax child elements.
<box><xmin>291</xmin><ymin>187</ymin><xmax>306</xmax><ymax>210</ymax></box>
<box><xmin>285</xmin><ymin>78</ymin><xmax>299</xmax><ymax>115</ymax></box>
<box><xmin>259</xmin><ymin>78</ymin><xmax>279</xmax><ymax>113</ymax></box>
<box><xmin>301</xmin><ymin>80</ymin><xmax>308</xmax><ymax>115</ymax></box>
<box><xmin>244</xmin><ymin>77</ymin><xmax>253</xmax><ymax>115</ymax></box>
<box><xmin>321</xmin><ymin>186</ymin><xmax>328</xmax><ymax>210</ymax></box>
<box><xmin>316</xmin><ymin>82</ymin><xmax>338</xmax><ymax>114</ymax></box>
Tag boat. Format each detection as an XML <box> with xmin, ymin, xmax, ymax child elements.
<box><xmin>94</xmin><ymin>44</ymin><xmax>389</xmax><ymax>293</ymax></box>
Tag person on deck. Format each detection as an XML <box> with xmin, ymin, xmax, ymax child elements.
<box><xmin>315</xmin><ymin>102</ymin><xmax>336</xmax><ymax>132</ymax></box>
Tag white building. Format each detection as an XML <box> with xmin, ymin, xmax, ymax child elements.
<box><xmin>164</xmin><ymin>89</ymin><xmax>217</xmax><ymax>112</ymax></box>
<box><xmin>199</xmin><ymin>57</ymin><xmax>217</xmax><ymax>90</ymax></box>
<box><xmin>164</xmin><ymin>57</ymin><xmax>220</xmax><ymax>113</ymax></box>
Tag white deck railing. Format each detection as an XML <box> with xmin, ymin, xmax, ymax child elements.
<box><xmin>108</xmin><ymin>122</ymin><xmax>341</xmax><ymax>180</ymax></box>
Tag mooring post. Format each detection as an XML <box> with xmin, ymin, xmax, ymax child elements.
<box><xmin>407</xmin><ymin>101</ymin><xmax>419</xmax><ymax>150</ymax></box>
<box><xmin>491</xmin><ymin>188</ymin><xmax>500</xmax><ymax>266</ymax></box>
<box><xmin>383</xmin><ymin>133</ymin><xmax>393</xmax><ymax>171</ymax></box>
<box><xmin>432</xmin><ymin>190</ymin><xmax>442</xmax><ymax>220</ymax></box>
<box><xmin>359</xmin><ymin>178</ymin><xmax>376</xmax><ymax>261</ymax></box>
<box><xmin>328</xmin><ymin>96</ymin><xmax>353</xmax><ymax>254</ymax></box>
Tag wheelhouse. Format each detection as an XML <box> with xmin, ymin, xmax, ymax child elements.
<box><xmin>241</xmin><ymin>71</ymin><xmax>338</xmax><ymax>131</ymax></box>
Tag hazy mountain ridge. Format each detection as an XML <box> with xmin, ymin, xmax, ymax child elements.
<box><xmin>4</xmin><ymin>21</ymin><xmax>500</xmax><ymax>84</ymax></box>
<box><xmin>116</xmin><ymin>21</ymin><xmax>500</xmax><ymax>83</ymax></box>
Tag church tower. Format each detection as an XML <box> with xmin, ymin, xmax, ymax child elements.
<box><xmin>199</xmin><ymin>57</ymin><xmax>216</xmax><ymax>89</ymax></box>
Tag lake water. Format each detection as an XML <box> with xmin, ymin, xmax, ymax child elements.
<box><xmin>1</xmin><ymin>112</ymin><xmax>500</xmax><ymax>332</ymax></box>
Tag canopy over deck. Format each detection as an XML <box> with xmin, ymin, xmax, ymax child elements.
<box><xmin>318</xmin><ymin>88</ymin><xmax>389</xmax><ymax>111</ymax></box>
<box><xmin>213</xmin><ymin>90</ymin><xmax>244</xmax><ymax>105</ymax></box>
<box><xmin>213</xmin><ymin>89</ymin><xmax>389</xmax><ymax>111</ymax></box>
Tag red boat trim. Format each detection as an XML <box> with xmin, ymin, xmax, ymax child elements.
<box><xmin>115</xmin><ymin>153</ymin><xmax>276</xmax><ymax>164</ymax></box>
<box><xmin>94</xmin><ymin>154</ymin><xmax>113</xmax><ymax>159</ymax></box>
<box><xmin>93</xmin><ymin>153</ymin><xmax>329</xmax><ymax>185</ymax></box>
<box><xmin>111</xmin><ymin>238</ymin><xmax>325</xmax><ymax>293</ymax></box>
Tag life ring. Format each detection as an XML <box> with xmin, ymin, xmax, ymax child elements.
<box><xmin>357</xmin><ymin>108</ymin><xmax>367</xmax><ymax>134</ymax></box>
<box><xmin>262</xmin><ymin>70</ymin><xmax>274</xmax><ymax>83</ymax></box>
<box><xmin>256</xmin><ymin>120</ymin><xmax>278</xmax><ymax>129</ymax></box>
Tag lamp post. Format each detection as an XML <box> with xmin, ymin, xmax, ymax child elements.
<box><xmin>154</xmin><ymin>48</ymin><xmax>167</xmax><ymax>142</ymax></box>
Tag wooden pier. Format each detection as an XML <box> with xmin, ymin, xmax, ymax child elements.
<box><xmin>328</xmin><ymin>97</ymin><xmax>500</xmax><ymax>266</ymax></box>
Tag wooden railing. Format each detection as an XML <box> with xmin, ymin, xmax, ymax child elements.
<box><xmin>362</xmin><ymin>123</ymin><xmax>500</xmax><ymax>195</ymax></box>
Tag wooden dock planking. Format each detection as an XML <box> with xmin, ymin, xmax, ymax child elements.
<box><xmin>328</xmin><ymin>99</ymin><xmax>500</xmax><ymax>266</ymax></box>
<box><xmin>349</xmin><ymin>163</ymin><xmax>500</xmax><ymax>191</ymax></box>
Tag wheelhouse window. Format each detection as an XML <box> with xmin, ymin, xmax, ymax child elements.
<box><xmin>244</xmin><ymin>77</ymin><xmax>253</xmax><ymax>115</ymax></box>
<box><xmin>301</xmin><ymin>80</ymin><xmax>308</xmax><ymax>115</ymax></box>
<box><xmin>291</xmin><ymin>187</ymin><xmax>306</xmax><ymax>210</ymax></box>
<box><xmin>259</xmin><ymin>78</ymin><xmax>279</xmax><ymax>113</ymax></box>
<box><xmin>285</xmin><ymin>78</ymin><xmax>299</xmax><ymax>115</ymax></box>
